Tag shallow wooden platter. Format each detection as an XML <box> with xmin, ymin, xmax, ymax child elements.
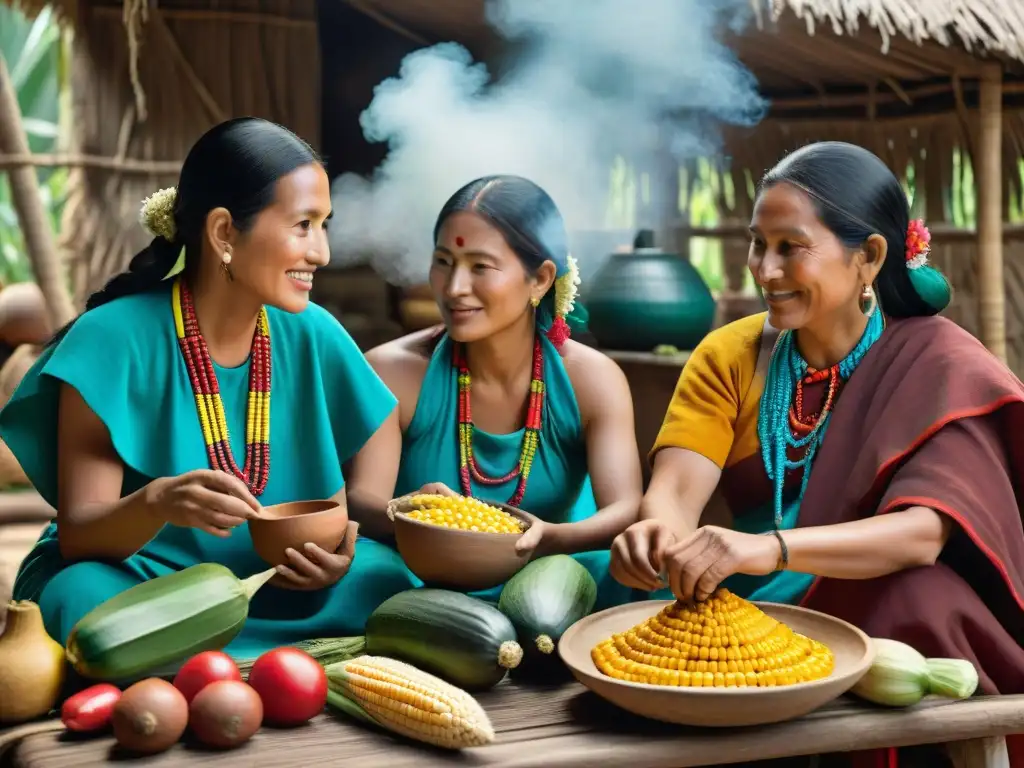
<box><xmin>558</xmin><ymin>599</ymin><xmax>875</xmax><ymax>728</ymax></box>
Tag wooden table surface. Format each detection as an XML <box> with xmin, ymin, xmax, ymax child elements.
<box><xmin>5</xmin><ymin>679</ymin><xmax>1024</xmax><ymax>768</ymax></box>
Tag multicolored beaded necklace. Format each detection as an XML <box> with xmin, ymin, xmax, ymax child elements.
<box><xmin>454</xmin><ymin>337</ymin><xmax>545</xmax><ymax>507</ymax></box>
<box><xmin>171</xmin><ymin>277</ymin><xmax>271</xmax><ymax>497</ymax></box>
<box><xmin>757</xmin><ymin>308</ymin><xmax>884</xmax><ymax>529</ymax></box>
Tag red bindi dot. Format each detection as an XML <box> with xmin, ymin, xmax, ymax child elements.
<box><xmin>455</xmin><ymin>236</ymin><xmax>465</xmax><ymax>247</ymax></box>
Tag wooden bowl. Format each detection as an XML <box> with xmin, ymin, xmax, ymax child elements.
<box><xmin>248</xmin><ymin>500</ymin><xmax>349</xmax><ymax>567</ymax></box>
<box><xmin>393</xmin><ymin>502</ymin><xmax>532</xmax><ymax>591</ymax></box>
<box><xmin>558</xmin><ymin>600</ymin><xmax>874</xmax><ymax>728</ymax></box>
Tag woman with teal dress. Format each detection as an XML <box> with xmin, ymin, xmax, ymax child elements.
<box><xmin>352</xmin><ymin>175</ymin><xmax>643</xmax><ymax>609</ymax></box>
<box><xmin>0</xmin><ymin>117</ymin><xmax>413</xmax><ymax>658</ymax></box>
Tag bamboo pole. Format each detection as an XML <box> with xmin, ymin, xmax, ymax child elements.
<box><xmin>0</xmin><ymin>152</ymin><xmax>181</xmax><ymax>173</ymax></box>
<box><xmin>0</xmin><ymin>53</ymin><xmax>76</xmax><ymax>329</ymax></box>
<box><xmin>977</xmin><ymin>64</ymin><xmax>1005</xmax><ymax>362</ymax></box>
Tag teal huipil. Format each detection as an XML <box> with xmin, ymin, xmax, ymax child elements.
<box><xmin>393</xmin><ymin>333</ymin><xmax>635</xmax><ymax>610</ymax></box>
<box><xmin>0</xmin><ymin>283</ymin><xmax>413</xmax><ymax>659</ymax></box>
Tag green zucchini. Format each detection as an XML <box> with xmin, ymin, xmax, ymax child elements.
<box><xmin>66</xmin><ymin>563</ymin><xmax>277</xmax><ymax>681</ymax></box>
<box><xmin>497</xmin><ymin>555</ymin><xmax>597</xmax><ymax>655</ymax></box>
<box><xmin>365</xmin><ymin>588</ymin><xmax>523</xmax><ymax>691</ymax></box>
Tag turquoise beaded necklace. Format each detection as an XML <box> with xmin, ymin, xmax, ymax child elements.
<box><xmin>757</xmin><ymin>308</ymin><xmax>885</xmax><ymax>529</ymax></box>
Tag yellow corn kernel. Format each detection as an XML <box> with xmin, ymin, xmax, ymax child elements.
<box><xmin>402</xmin><ymin>494</ymin><xmax>525</xmax><ymax>534</ymax></box>
<box><xmin>326</xmin><ymin>656</ymin><xmax>495</xmax><ymax>749</ymax></box>
<box><xmin>590</xmin><ymin>587</ymin><xmax>835</xmax><ymax>689</ymax></box>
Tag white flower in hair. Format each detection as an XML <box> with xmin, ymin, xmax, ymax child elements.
<box><xmin>555</xmin><ymin>254</ymin><xmax>581</xmax><ymax>317</ymax></box>
<box><xmin>140</xmin><ymin>186</ymin><xmax>178</xmax><ymax>241</ymax></box>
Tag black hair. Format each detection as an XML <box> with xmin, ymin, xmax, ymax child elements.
<box><xmin>433</xmin><ymin>175</ymin><xmax>568</xmax><ymax>277</ymax></box>
<box><xmin>51</xmin><ymin>117</ymin><xmax>320</xmax><ymax>343</ymax></box>
<box><xmin>759</xmin><ymin>141</ymin><xmax>950</xmax><ymax>318</ymax></box>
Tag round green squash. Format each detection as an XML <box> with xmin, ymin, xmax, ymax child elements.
<box><xmin>497</xmin><ymin>555</ymin><xmax>598</xmax><ymax>656</ymax></box>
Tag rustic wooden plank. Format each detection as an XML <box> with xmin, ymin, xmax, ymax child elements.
<box><xmin>8</xmin><ymin>680</ymin><xmax>1024</xmax><ymax>767</ymax></box>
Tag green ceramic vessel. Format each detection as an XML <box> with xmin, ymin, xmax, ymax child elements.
<box><xmin>583</xmin><ymin>230</ymin><xmax>716</xmax><ymax>352</ymax></box>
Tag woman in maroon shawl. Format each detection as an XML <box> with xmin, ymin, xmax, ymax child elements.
<box><xmin>609</xmin><ymin>141</ymin><xmax>1024</xmax><ymax>767</ymax></box>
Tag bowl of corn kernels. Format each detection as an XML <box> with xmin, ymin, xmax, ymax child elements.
<box><xmin>557</xmin><ymin>588</ymin><xmax>874</xmax><ymax>728</ymax></box>
<box><xmin>388</xmin><ymin>492</ymin><xmax>533</xmax><ymax>591</ymax></box>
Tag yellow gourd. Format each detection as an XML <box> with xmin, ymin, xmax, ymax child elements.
<box><xmin>0</xmin><ymin>600</ymin><xmax>66</xmax><ymax>723</ymax></box>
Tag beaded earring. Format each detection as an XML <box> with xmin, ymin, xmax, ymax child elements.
<box><xmin>859</xmin><ymin>285</ymin><xmax>876</xmax><ymax>317</ymax></box>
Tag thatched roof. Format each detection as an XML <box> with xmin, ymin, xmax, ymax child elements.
<box><xmin>5</xmin><ymin>0</ymin><xmax>1023</xmax><ymax>218</ymax></box>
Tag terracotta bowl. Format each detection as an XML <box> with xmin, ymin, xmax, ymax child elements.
<box><xmin>248</xmin><ymin>500</ymin><xmax>349</xmax><ymax>567</ymax></box>
<box><xmin>558</xmin><ymin>600</ymin><xmax>874</xmax><ymax>728</ymax></box>
<box><xmin>393</xmin><ymin>502</ymin><xmax>532</xmax><ymax>591</ymax></box>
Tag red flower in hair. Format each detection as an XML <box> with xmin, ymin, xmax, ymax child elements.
<box><xmin>545</xmin><ymin>316</ymin><xmax>571</xmax><ymax>348</ymax></box>
<box><xmin>905</xmin><ymin>219</ymin><xmax>931</xmax><ymax>263</ymax></box>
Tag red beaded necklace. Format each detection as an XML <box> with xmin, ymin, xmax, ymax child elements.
<box><xmin>172</xmin><ymin>278</ymin><xmax>271</xmax><ymax>497</ymax></box>
<box><xmin>454</xmin><ymin>337</ymin><xmax>545</xmax><ymax>507</ymax></box>
<box><xmin>788</xmin><ymin>364</ymin><xmax>840</xmax><ymax>438</ymax></box>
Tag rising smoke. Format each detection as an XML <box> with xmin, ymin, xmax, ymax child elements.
<box><xmin>328</xmin><ymin>0</ymin><xmax>767</xmax><ymax>286</ymax></box>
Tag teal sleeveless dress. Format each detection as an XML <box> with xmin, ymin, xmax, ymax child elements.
<box><xmin>393</xmin><ymin>333</ymin><xmax>635</xmax><ymax>610</ymax></box>
<box><xmin>0</xmin><ymin>283</ymin><xmax>413</xmax><ymax>659</ymax></box>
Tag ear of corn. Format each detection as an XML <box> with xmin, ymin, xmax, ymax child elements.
<box><xmin>399</xmin><ymin>493</ymin><xmax>524</xmax><ymax>534</ymax></box>
<box><xmin>325</xmin><ymin>655</ymin><xmax>495</xmax><ymax>750</ymax></box>
<box><xmin>591</xmin><ymin>587</ymin><xmax>835</xmax><ymax>688</ymax></box>
<box><xmin>849</xmin><ymin>638</ymin><xmax>979</xmax><ymax>707</ymax></box>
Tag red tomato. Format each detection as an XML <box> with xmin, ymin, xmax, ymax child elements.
<box><xmin>246</xmin><ymin>647</ymin><xmax>327</xmax><ymax>726</ymax></box>
<box><xmin>172</xmin><ymin>651</ymin><xmax>242</xmax><ymax>703</ymax></box>
<box><xmin>61</xmin><ymin>683</ymin><xmax>122</xmax><ymax>732</ymax></box>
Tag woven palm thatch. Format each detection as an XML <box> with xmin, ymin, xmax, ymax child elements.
<box><xmin>1</xmin><ymin>0</ymin><xmax>1022</xmax><ymax>304</ymax></box>
<box><xmin>764</xmin><ymin>0</ymin><xmax>1024</xmax><ymax>62</ymax></box>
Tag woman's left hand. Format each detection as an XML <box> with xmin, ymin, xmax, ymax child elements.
<box><xmin>660</xmin><ymin>526</ymin><xmax>780</xmax><ymax>602</ymax></box>
<box><xmin>513</xmin><ymin>510</ymin><xmax>548</xmax><ymax>558</ymax></box>
<box><xmin>274</xmin><ymin>521</ymin><xmax>359</xmax><ymax>591</ymax></box>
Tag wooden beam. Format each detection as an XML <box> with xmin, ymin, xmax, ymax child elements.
<box><xmin>977</xmin><ymin>64</ymin><xmax>1006</xmax><ymax>361</ymax></box>
<box><xmin>0</xmin><ymin>153</ymin><xmax>181</xmax><ymax>173</ymax></box>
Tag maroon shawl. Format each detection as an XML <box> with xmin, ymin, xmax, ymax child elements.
<box><xmin>794</xmin><ymin>314</ymin><xmax>1024</xmax><ymax>696</ymax></box>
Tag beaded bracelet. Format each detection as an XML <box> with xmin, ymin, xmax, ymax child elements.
<box><xmin>762</xmin><ymin>529</ymin><xmax>790</xmax><ymax>572</ymax></box>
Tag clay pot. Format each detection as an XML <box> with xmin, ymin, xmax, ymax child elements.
<box><xmin>0</xmin><ymin>344</ymin><xmax>41</xmax><ymax>409</ymax></box>
<box><xmin>247</xmin><ymin>500</ymin><xmax>349</xmax><ymax>567</ymax></box>
<box><xmin>393</xmin><ymin>503</ymin><xmax>533</xmax><ymax>591</ymax></box>
<box><xmin>0</xmin><ymin>283</ymin><xmax>52</xmax><ymax>347</ymax></box>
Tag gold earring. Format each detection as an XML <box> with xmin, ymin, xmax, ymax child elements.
<box><xmin>860</xmin><ymin>284</ymin><xmax>876</xmax><ymax>317</ymax></box>
<box><xmin>220</xmin><ymin>250</ymin><xmax>234</xmax><ymax>282</ymax></box>
<box><xmin>530</xmin><ymin>296</ymin><xmax>540</xmax><ymax>308</ymax></box>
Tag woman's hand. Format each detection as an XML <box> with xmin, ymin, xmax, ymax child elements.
<box><xmin>512</xmin><ymin>510</ymin><xmax>547</xmax><ymax>558</ymax></box>
<box><xmin>144</xmin><ymin>469</ymin><xmax>262</xmax><ymax>536</ymax></box>
<box><xmin>274</xmin><ymin>521</ymin><xmax>360</xmax><ymax>591</ymax></box>
<box><xmin>386</xmin><ymin>482</ymin><xmax>461</xmax><ymax>519</ymax></box>
<box><xmin>610</xmin><ymin>519</ymin><xmax>678</xmax><ymax>591</ymax></box>
<box><xmin>661</xmin><ymin>526</ymin><xmax>780</xmax><ymax>602</ymax></box>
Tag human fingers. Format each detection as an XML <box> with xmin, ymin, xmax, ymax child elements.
<box><xmin>193</xmin><ymin>470</ymin><xmax>262</xmax><ymax>516</ymax></box>
<box><xmin>418</xmin><ymin>482</ymin><xmax>460</xmax><ymax>497</ymax></box>
<box><xmin>185</xmin><ymin>487</ymin><xmax>257</xmax><ymax>527</ymax></box>
<box><xmin>610</xmin><ymin>536</ymin><xmax>654</xmax><ymax>590</ymax></box>
<box><xmin>648</xmin><ymin>524</ymin><xmax>677</xmax><ymax>575</ymax></box>
<box><xmin>513</xmin><ymin>524</ymin><xmax>542</xmax><ymax>555</ymax></box>
<box><xmin>282</xmin><ymin>547</ymin><xmax>329</xmax><ymax>583</ymax></box>
<box><xmin>624</xmin><ymin>528</ymin><xmax>663</xmax><ymax>590</ymax></box>
<box><xmin>338</xmin><ymin>521</ymin><xmax>359</xmax><ymax>559</ymax></box>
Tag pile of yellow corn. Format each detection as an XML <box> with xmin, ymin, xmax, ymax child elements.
<box><xmin>592</xmin><ymin>588</ymin><xmax>834</xmax><ymax>688</ymax></box>
<box><xmin>401</xmin><ymin>493</ymin><xmax>524</xmax><ymax>534</ymax></box>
